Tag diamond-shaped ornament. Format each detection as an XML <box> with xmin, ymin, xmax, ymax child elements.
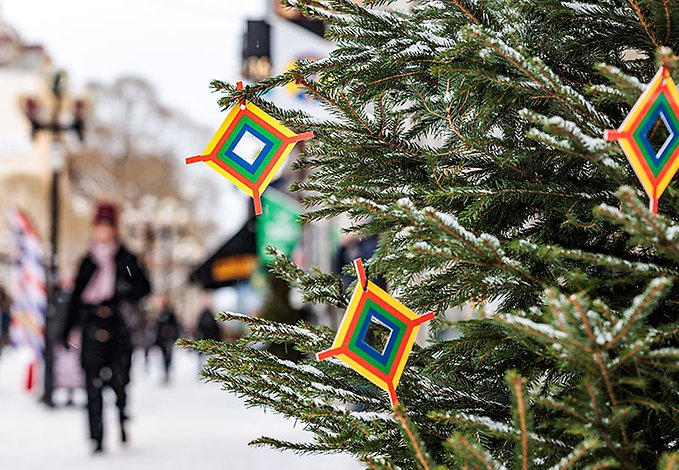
<box><xmin>186</xmin><ymin>82</ymin><xmax>313</xmax><ymax>215</ymax></box>
<box><xmin>605</xmin><ymin>66</ymin><xmax>679</xmax><ymax>214</ymax></box>
<box><xmin>317</xmin><ymin>259</ymin><xmax>434</xmax><ymax>406</ymax></box>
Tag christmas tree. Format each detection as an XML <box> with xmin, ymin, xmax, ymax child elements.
<box><xmin>181</xmin><ymin>0</ymin><xmax>679</xmax><ymax>467</ymax></box>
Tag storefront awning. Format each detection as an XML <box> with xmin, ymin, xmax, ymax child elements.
<box><xmin>189</xmin><ymin>218</ymin><xmax>256</xmax><ymax>289</ymax></box>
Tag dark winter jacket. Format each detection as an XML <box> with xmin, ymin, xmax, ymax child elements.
<box><xmin>154</xmin><ymin>309</ymin><xmax>180</xmax><ymax>345</ymax></box>
<box><xmin>196</xmin><ymin>309</ymin><xmax>221</xmax><ymax>342</ymax></box>
<box><xmin>62</xmin><ymin>245</ymin><xmax>151</xmax><ymax>370</ymax></box>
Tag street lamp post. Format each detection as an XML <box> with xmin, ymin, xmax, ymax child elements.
<box><xmin>22</xmin><ymin>70</ymin><xmax>86</xmax><ymax>407</ymax></box>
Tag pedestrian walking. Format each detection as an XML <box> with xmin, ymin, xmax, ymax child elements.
<box><xmin>0</xmin><ymin>286</ymin><xmax>10</xmax><ymax>387</ymax></box>
<box><xmin>194</xmin><ymin>294</ymin><xmax>221</xmax><ymax>371</ymax></box>
<box><xmin>0</xmin><ymin>286</ymin><xmax>11</xmax><ymax>354</ymax></box>
<box><xmin>152</xmin><ymin>295</ymin><xmax>180</xmax><ymax>383</ymax></box>
<box><xmin>61</xmin><ymin>202</ymin><xmax>150</xmax><ymax>453</ymax></box>
<box><xmin>196</xmin><ymin>306</ymin><xmax>220</xmax><ymax>342</ymax></box>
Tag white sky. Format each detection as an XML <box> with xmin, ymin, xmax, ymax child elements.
<box><xmin>1</xmin><ymin>0</ymin><xmax>267</xmax><ymax>129</ymax></box>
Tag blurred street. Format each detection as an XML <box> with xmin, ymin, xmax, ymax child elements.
<box><xmin>0</xmin><ymin>347</ymin><xmax>360</xmax><ymax>470</ymax></box>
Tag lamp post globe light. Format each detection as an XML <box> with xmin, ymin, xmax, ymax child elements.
<box><xmin>21</xmin><ymin>69</ymin><xmax>87</xmax><ymax>407</ymax></box>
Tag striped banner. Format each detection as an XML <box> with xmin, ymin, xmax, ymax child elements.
<box><xmin>8</xmin><ymin>208</ymin><xmax>46</xmax><ymax>357</ymax></box>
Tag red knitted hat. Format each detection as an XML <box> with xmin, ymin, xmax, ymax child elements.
<box><xmin>93</xmin><ymin>202</ymin><xmax>118</xmax><ymax>227</ymax></box>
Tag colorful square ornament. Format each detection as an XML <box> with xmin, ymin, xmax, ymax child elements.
<box><xmin>317</xmin><ymin>259</ymin><xmax>434</xmax><ymax>406</ymax></box>
<box><xmin>186</xmin><ymin>82</ymin><xmax>313</xmax><ymax>215</ymax></box>
<box><xmin>605</xmin><ymin>66</ymin><xmax>679</xmax><ymax>214</ymax></box>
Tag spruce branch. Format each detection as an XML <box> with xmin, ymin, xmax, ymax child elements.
<box><xmin>506</xmin><ymin>371</ymin><xmax>531</xmax><ymax>470</ymax></box>
<box><xmin>658</xmin><ymin>452</ymin><xmax>679</xmax><ymax>470</ymax></box>
<box><xmin>597</xmin><ymin>187</ymin><xmax>679</xmax><ymax>261</ymax></box>
<box><xmin>547</xmin><ymin>439</ymin><xmax>603</xmax><ymax>470</ymax></box>
<box><xmin>626</xmin><ymin>0</ymin><xmax>661</xmax><ymax>49</ymax></box>
<box><xmin>393</xmin><ymin>406</ymin><xmax>438</xmax><ymax>470</ymax></box>
<box><xmin>267</xmin><ymin>248</ymin><xmax>349</xmax><ymax>308</ymax></box>
<box><xmin>194</xmin><ymin>1</ymin><xmax>679</xmax><ymax>466</ymax></box>
<box><xmin>444</xmin><ymin>432</ymin><xmax>506</xmax><ymax>470</ymax></box>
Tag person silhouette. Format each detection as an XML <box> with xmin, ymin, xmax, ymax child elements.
<box><xmin>62</xmin><ymin>202</ymin><xmax>150</xmax><ymax>453</ymax></box>
<box><xmin>152</xmin><ymin>294</ymin><xmax>180</xmax><ymax>383</ymax></box>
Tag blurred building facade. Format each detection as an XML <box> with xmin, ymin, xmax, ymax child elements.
<box><xmin>0</xmin><ymin>14</ymin><xmax>212</xmax><ymax>324</ymax></box>
<box><xmin>0</xmin><ymin>15</ymin><xmax>89</xmax><ymax>289</ymax></box>
<box><xmin>122</xmin><ymin>194</ymin><xmax>207</xmax><ymax>329</ymax></box>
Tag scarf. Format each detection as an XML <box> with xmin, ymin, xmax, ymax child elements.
<box><xmin>81</xmin><ymin>242</ymin><xmax>119</xmax><ymax>305</ymax></box>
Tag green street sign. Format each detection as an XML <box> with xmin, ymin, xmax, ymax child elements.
<box><xmin>256</xmin><ymin>188</ymin><xmax>302</xmax><ymax>264</ymax></box>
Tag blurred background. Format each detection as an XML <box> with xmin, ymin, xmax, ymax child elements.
<box><xmin>0</xmin><ymin>0</ymin><xmax>457</xmax><ymax>468</ymax></box>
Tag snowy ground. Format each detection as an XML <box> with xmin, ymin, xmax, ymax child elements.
<box><xmin>0</xmin><ymin>347</ymin><xmax>361</xmax><ymax>470</ymax></box>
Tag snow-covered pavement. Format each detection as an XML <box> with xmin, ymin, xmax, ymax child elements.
<box><xmin>0</xmin><ymin>347</ymin><xmax>361</xmax><ymax>470</ymax></box>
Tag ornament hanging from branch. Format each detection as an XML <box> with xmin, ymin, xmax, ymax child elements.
<box><xmin>186</xmin><ymin>82</ymin><xmax>313</xmax><ymax>215</ymax></box>
<box><xmin>605</xmin><ymin>66</ymin><xmax>679</xmax><ymax>215</ymax></box>
<box><xmin>317</xmin><ymin>259</ymin><xmax>434</xmax><ymax>407</ymax></box>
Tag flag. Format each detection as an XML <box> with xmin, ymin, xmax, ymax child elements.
<box><xmin>8</xmin><ymin>208</ymin><xmax>46</xmax><ymax>358</ymax></box>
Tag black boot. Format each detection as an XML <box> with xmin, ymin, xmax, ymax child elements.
<box><xmin>93</xmin><ymin>438</ymin><xmax>103</xmax><ymax>454</ymax></box>
<box><xmin>91</xmin><ymin>414</ymin><xmax>104</xmax><ymax>454</ymax></box>
<box><xmin>120</xmin><ymin>411</ymin><xmax>129</xmax><ymax>444</ymax></box>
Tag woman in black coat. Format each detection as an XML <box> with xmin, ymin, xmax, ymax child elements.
<box><xmin>62</xmin><ymin>202</ymin><xmax>150</xmax><ymax>453</ymax></box>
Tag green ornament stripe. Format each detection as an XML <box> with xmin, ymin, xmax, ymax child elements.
<box><xmin>632</xmin><ymin>92</ymin><xmax>679</xmax><ymax>177</ymax></box>
<box><xmin>347</xmin><ymin>298</ymin><xmax>407</xmax><ymax>375</ymax></box>
<box><xmin>216</xmin><ymin>116</ymin><xmax>283</xmax><ymax>183</ymax></box>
